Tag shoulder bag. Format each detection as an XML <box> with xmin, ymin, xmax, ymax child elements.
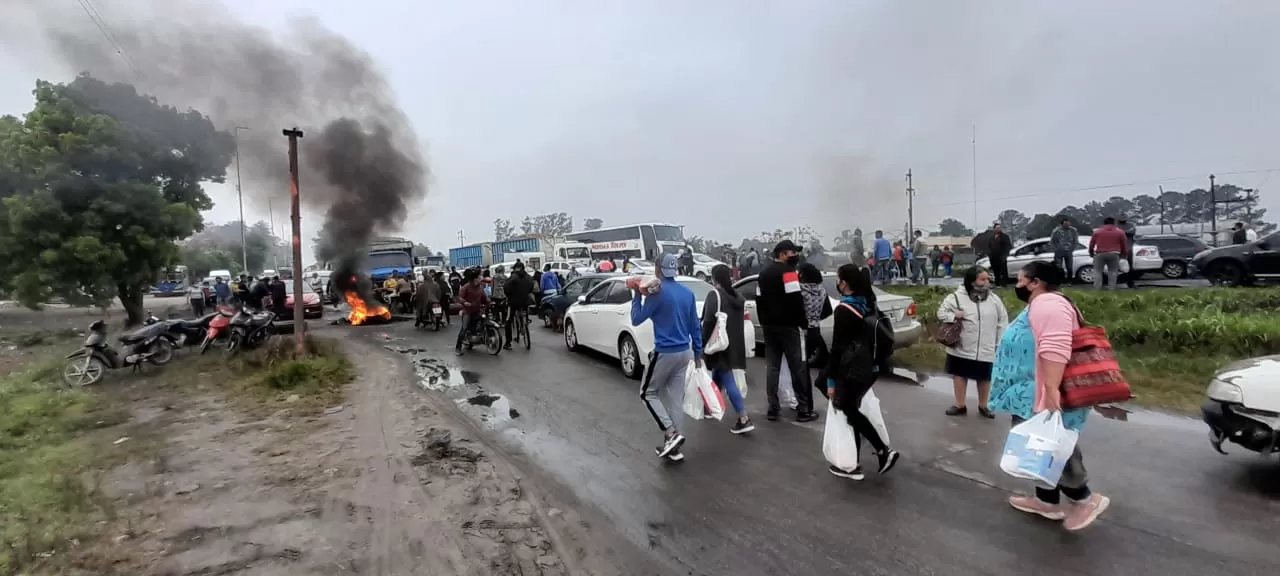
<box><xmin>703</xmin><ymin>290</ymin><xmax>730</xmax><ymax>355</ymax></box>
<box><xmin>1058</xmin><ymin>296</ymin><xmax>1132</xmax><ymax>408</ymax></box>
<box><xmin>935</xmin><ymin>293</ymin><xmax>963</xmax><ymax>347</ymax></box>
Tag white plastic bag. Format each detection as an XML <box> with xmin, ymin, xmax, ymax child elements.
<box><xmin>704</xmin><ymin>292</ymin><xmax>729</xmax><ymax>354</ymax></box>
<box><xmin>778</xmin><ymin>356</ymin><xmax>798</xmax><ymax>409</ymax></box>
<box><xmin>823</xmin><ymin>399</ymin><xmax>860</xmax><ymax>471</ymax></box>
<box><xmin>999</xmin><ymin>411</ymin><xmax>1079</xmax><ymax>488</ymax></box>
<box><xmin>692</xmin><ymin>365</ymin><xmax>725</xmax><ymax>421</ymax></box>
<box><xmin>732</xmin><ymin>368</ymin><xmax>747</xmax><ymax>399</ymax></box>
<box><xmin>859</xmin><ymin>389</ymin><xmax>890</xmax><ymax>447</ymax></box>
<box><xmin>683</xmin><ymin>363</ymin><xmax>705</xmax><ymax>420</ymax></box>
<box><xmin>1119</xmin><ymin>258</ymin><xmax>1131</xmax><ymax>274</ymax></box>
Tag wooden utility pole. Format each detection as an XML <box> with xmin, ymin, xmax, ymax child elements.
<box><xmin>283</xmin><ymin>127</ymin><xmax>306</xmax><ymax>355</ymax></box>
<box><xmin>1209</xmin><ymin>174</ymin><xmax>1217</xmax><ymax>246</ymax></box>
<box><xmin>906</xmin><ymin>169</ymin><xmax>915</xmax><ymax>240</ymax></box>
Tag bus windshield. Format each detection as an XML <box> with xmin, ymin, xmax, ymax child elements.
<box><xmin>652</xmin><ymin>225</ymin><xmax>684</xmax><ymax>242</ymax></box>
<box><xmin>368</xmin><ymin>252</ymin><xmax>413</xmax><ymax>269</ymax></box>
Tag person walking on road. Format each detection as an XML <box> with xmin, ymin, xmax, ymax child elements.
<box><xmin>940</xmin><ymin>247</ymin><xmax>954</xmax><ymax>278</ymax></box>
<box><xmin>1088</xmin><ymin>217</ymin><xmax>1128</xmax><ymax>290</ymax></box>
<box><xmin>938</xmin><ymin>267</ymin><xmax>1008</xmax><ymax>418</ymax></box>
<box><xmin>852</xmin><ymin>229</ymin><xmax>865</xmax><ymax>267</ymax></box>
<box><xmin>1050</xmin><ymin>217</ymin><xmax>1078</xmax><ymax>281</ymax></box>
<box><xmin>214</xmin><ymin>277</ymin><xmax>231</xmax><ymax>306</ymax></box>
<box><xmin>989</xmin><ymin>261</ymin><xmax>1111</xmax><ymax>531</ymax></box>
<box><xmin>700</xmin><ymin>264</ymin><xmax>754</xmax><ymax>434</ymax></box>
<box><xmin>539</xmin><ymin>264</ymin><xmax>561</xmax><ymax>296</ymax></box>
<box><xmin>757</xmin><ymin>240</ymin><xmax>818</xmax><ymax>422</ymax></box>
<box><xmin>823</xmin><ymin>264</ymin><xmax>901</xmax><ymax>480</ymax></box>
<box><xmin>986</xmin><ymin>223</ymin><xmax>1014</xmax><ymax>287</ymax></box>
<box><xmin>911</xmin><ymin>230</ymin><xmax>930</xmax><ymax>285</ymax></box>
<box><xmin>454</xmin><ymin>269</ymin><xmax>489</xmax><ymax>356</ymax></box>
<box><xmin>872</xmin><ymin>231</ymin><xmax>892</xmax><ymax>284</ymax></box>
<box><xmin>188</xmin><ymin>282</ymin><xmax>206</xmax><ymax>317</ymax></box>
<box><xmin>632</xmin><ymin>253</ymin><xmax>704</xmax><ymax>461</ymax></box>
<box><xmin>798</xmin><ymin>263</ymin><xmax>832</xmax><ymax>368</ymax></box>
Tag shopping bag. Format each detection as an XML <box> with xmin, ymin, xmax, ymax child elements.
<box><xmin>822</xmin><ymin>399</ymin><xmax>860</xmax><ymax>471</ymax></box>
<box><xmin>858</xmin><ymin>389</ymin><xmax>890</xmax><ymax>447</ymax></box>
<box><xmin>693</xmin><ymin>367</ymin><xmax>725</xmax><ymax>421</ymax></box>
<box><xmin>704</xmin><ymin>292</ymin><xmax>730</xmax><ymax>354</ymax></box>
<box><xmin>778</xmin><ymin>357</ymin><xmax>798</xmax><ymax>409</ymax></box>
<box><xmin>999</xmin><ymin>411</ymin><xmax>1079</xmax><ymax>488</ymax></box>
<box><xmin>732</xmin><ymin>368</ymin><xmax>747</xmax><ymax>399</ymax></box>
<box><xmin>683</xmin><ymin>363</ymin><xmax>706</xmax><ymax>420</ymax></box>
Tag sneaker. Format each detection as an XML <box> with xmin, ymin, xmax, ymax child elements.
<box><xmin>1008</xmin><ymin>495</ymin><xmax>1065</xmax><ymax>521</ymax></box>
<box><xmin>731</xmin><ymin>419</ymin><xmax>755</xmax><ymax>435</ymax></box>
<box><xmin>1063</xmin><ymin>494</ymin><xmax>1111</xmax><ymax>531</ymax></box>
<box><xmin>455</xmin><ymin>349</ymin><xmax>464</xmax><ymax>356</ymax></box>
<box><xmin>876</xmin><ymin>449</ymin><xmax>901</xmax><ymax>475</ymax></box>
<box><xmin>503</xmin><ymin>344</ymin><xmax>512</xmax><ymax>350</ymax></box>
<box><xmin>797</xmin><ymin>411</ymin><xmax>819</xmax><ymax>423</ymax></box>
<box><xmin>828</xmin><ymin>465</ymin><xmax>864</xmax><ymax>480</ymax></box>
<box><xmin>978</xmin><ymin>407</ymin><xmax>996</xmax><ymax>419</ymax></box>
<box><xmin>657</xmin><ymin>433</ymin><xmax>685</xmax><ymax>458</ymax></box>
<box><xmin>666</xmin><ymin>447</ymin><xmax>685</xmax><ymax>462</ymax></box>
<box><xmin>766</xmin><ymin>411</ymin><xmax>779</xmax><ymax>422</ymax></box>
<box><xmin>945</xmin><ymin>405</ymin><xmax>968</xmax><ymax>416</ymax></box>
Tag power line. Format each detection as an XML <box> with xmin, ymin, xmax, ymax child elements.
<box><xmin>75</xmin><ymin>0</ymin><xmax>140</xmax><ymax>79</ymax></box>
<box><xmin>928</xmin><ymin>167</ymin><xmax>1280</xmax><ymax>208</ymax></box>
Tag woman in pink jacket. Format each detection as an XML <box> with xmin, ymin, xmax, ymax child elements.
<box><xmin>988</xmin><ymin>261</ymin><xmax>1110</xmax><ymax>531</ymax></box>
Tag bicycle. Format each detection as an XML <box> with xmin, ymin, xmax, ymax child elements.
<box><xmin>509</xmin><ymin>307</ymin><xmax>531</xmax><ymax>350</ymax></box>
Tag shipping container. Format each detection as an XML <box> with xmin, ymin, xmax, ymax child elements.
<box><xmin>493</xmin><ymin>237</ymin><xmax>553</xmax><ymax>262</ymax></box>
<box><xmin>449</xmin><ymin>243</ymin><xmax>494</xmax><ymax>268</ymax></box>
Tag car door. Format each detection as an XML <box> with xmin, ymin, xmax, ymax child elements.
<box><xmin>579</xmin><ymin>281</ymin><xmax>621</xmax><ymax>352</ymax></box>
<box><xmin>1007</xmin><ymin>240</ymin><xmax>1048</xmax><ymax>272</ymax></box>
<box><xmin>557</xmin><ymin>277</ymin><xmax>590</xmax><ymax>313</ymax></box>
<box><xmin>734</xmin><ymin>278</ymin><xmax>762</xmax><ymax>345</ymax></box>
<box><xmin>1248</xmin><ymin>232</ymin><xmax>1280</xmax><ymax>278</ymax></box>
<box><xmin>599</xmin><ymin>282</ymin><xmax>637</xmax><ymax>357</ymax></box>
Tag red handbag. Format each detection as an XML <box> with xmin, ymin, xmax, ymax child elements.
<box><xmin>1060</xmin><ymin>300</ymin><xmax>1132</xmax><ymax>408</ymax></box>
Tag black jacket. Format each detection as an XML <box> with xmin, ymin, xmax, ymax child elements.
<box><xmin>987</xmin><ymin>232</ymin><xmax>1013</xmax><ymax>258</ymax></box>
<box><xmin>822</xmin><ymin>302</ymin><xmax>877</xmax><ymax>394</ymax></box>
<box><xmin>504</xmin><ymin>272</ymin><xmax>535</xmax><ymax>309</ymax></box>
<box><xmin>700</xmin><ymin>287</ymin><xmax>747</xmax><ymax>371</ymax></box>
<box><xmin>269</xmin><ymin>281</ymin><xmax>287</xmax><ymax>309</ymax></box>
<box><xmin>756</xmin><ymin>260</ymin><xmax>806</xmax><ymax>328</ymax></box>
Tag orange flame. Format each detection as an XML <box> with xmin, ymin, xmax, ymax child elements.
<box><xmin>345</xmin><ymin>291</ymin><xmax>390</xmax><ymax>325</ymax></box>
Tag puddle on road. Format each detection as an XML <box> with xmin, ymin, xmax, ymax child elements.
<box><xmin>380</xmin><ymin>342</ymin><xmax>521</xmax><ymax>430</ymax></box>
<box><xmin>898</xmin><ymin>368</ymin><xmax>1203</xmax><ymax>432</ymax></box>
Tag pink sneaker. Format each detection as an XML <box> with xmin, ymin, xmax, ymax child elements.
<box><xmin>1063</xmin><ymin>494</ymin><xmax>1111</xmax><ymax>531</ymax></box>
<box><xmin>1008</xmin><ymin>495</ymin><xmax>1065</xmax><ymax>520</ymax></box>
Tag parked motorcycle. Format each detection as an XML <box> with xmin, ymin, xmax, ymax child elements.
<box><xmin>225</xmin><ymin>306</ymin><xmax>277</xmax><ymax>354</ymax></box>
<box><xmin>199</xmin><ymin>306</ymin><xmax>235</xmax><ymax>355</ymax></box>
<box><xmin>145</xmin><ymin>310</ymin><xmax>214</xmax><ymax>349</ymax></box>
<box><xmin>63</xmin><ymin>319</ymin><xmax>174</xmax><ymax>386</ymax></box>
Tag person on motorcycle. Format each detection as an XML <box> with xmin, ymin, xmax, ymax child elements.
<box><xmin>490</xmin><ymin>265</ymin><xmax>511</xmax><ymax>349</ymax></box>
<box><xmin>455</xmin><ymin>269</ymin><xmax>490</xmax><ymax>356</ymax></box>
<box><xmin>414</xmin><ymin>272</ymin><xmax>443</xmax><ymax>327</ymax></box>
<box><xmin>269</xmin><ymin>276</ymin><xmax>287</xmax><ymax>316</ymax></box>
<box><xmin>433</xmin><ymin>271</ymin><xmax>454</xmax><ymax>326</ymax></box>
<box><xmin>504</xmin><ymin>262</ymin><xmax>535</xmax><ymax>346</ymax></box>
<box><xmin>395</xmin><ymin>273</ymin><xmax>413</xmax><ymax>314</ymax></box>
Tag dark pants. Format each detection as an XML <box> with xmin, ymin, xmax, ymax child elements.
<box><xmin>491</xmin><ymin>298</ymin><xmax>510</xmax><ymax>344</ymax></box>
<box><xmin>454</xmin><ymin>313</ymin><xmax>482</xmax><ymax>350</ymax></box>
<box><xmin>833</xmin><ymin>376</ymin><xmax>887</xmax><ymax>455</ymax></box>
<box><xmin>1053</xmin><ymin>250</ymin><xmax>1074</xmax><ymax>281</ymax></box>
<box><xmin>990</xmin><ymin>255</ymin><xmax>1010</xmax><ymax>286</ymax></box>
<box><xmin>1125</xmin><ymin>250</ymin><xmax>1136</xmax><ymax>288</ymax></box>
<box><xmin>805</xmin><ymin>326</ymin><xmax>828</xmax><ymax>367</ymax></box>
<box><xmin>1011</xmin><ymin>415</ymin><xmax>1091</xmax><ymax>504</ymax></box>
<box><xmin>189</xmin><ymin>298</ymin><xmax>205</xmax><ymax>317</ymax></box>
<box><xmin>764</xmin><ymin>326</ymin><xmax>812</xmax><ymax>414</ymax></box>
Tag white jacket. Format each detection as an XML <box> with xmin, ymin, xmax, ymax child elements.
<box><xmin>936</xmin><ymin>286</ymin><xmax>1008</xmax><ymax>363</ymax></box>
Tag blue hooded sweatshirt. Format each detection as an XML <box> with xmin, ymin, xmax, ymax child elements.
<box><xmin>874</xmin><ymin>237</ymin><xmax>892</xmax><ymax>260</ymax></box>
<box><xmin>630</xmin><ymin>278</ymin><xmax>703</xmax><ymax>359</ymax></box>
<box><xmin>540</xmin><ymin>271</ymin><xmax>562</xmax><ymax>294</ymax></box>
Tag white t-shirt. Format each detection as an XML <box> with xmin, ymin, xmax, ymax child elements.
<box><xmin>1246</xmin><ymin>229</ymin><xmax>1258</xmax><ymax>242</ymax></box>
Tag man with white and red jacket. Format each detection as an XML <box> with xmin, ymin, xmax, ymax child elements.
<box><xmin>756</xmin><ymin>240</ymin><xmax>818</xmax><ymax>422</ymax></box>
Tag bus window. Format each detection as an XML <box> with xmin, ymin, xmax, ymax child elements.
<box><xmin>640</xmin><ymin>225</ymin><xmax>658</xmax><ymax>260</ymax></box>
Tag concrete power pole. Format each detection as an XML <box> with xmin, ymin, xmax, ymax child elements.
<box><xmin>1209</xmin><ymin>174</ymin><xmax>1218</xmax><ymax>246</ymax></box>
<box><xmin>233</xmin><ymin>126</ymin><xmax>250</xmax><ymax>273</ymax></box>
<box><xmin>283</xmin><ymin>127</ymin><xmax>306</xmax><ymax>354</ymax></box>
<box><xmin>906</xmin><ymin>169</ymin><xmax>915</xmax><ymax>242</ymax></box>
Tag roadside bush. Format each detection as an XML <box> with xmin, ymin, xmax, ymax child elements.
<box><xmin>229</xmin><ymin>336</ymin><xmax>353</xmax><ymax>414</ymax></box>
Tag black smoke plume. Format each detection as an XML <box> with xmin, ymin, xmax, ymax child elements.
<box><xmin>2</xmin><ymin>1</ymin><xmax>428</xmax><ymax>300</ymax></box>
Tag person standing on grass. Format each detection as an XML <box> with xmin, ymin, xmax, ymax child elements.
<box><xmin>872</xmin><ymin>230</ymin><xmax>892</xmax><ymax>284</ymax></box>
<box><xmin>987</xmin><ymin>223</ymin><xmax>1014</xmax><ymax>287</ymax></box>
<box><xmin>700</xmin><ymin>264</ymin><xmax>754</xmax><ymax>435</ymax></box>
<box><xmin>912</xmin><ymin>230</ymin><xmax>930</xmax><ymax>285</ymax></box>
<box><xmin>822</xmin><ymin>264</ymin><xmax>901</xmax><ymax>481</ymax></box>
<box><xmin>757</xmin><ymin>240</ymin><xmax>818</xmax><ymax>423</ymax></box>
<box><xmin>1050</xmin><ymin>217</ymin><xmax>1078</xmax><ymax>281</ymax></box>
<box><xmin>1088</xmin><ymin>217</ymin><xmax>1128</xmax><ymax>290</ymax></box>
<box><xmin>632</xmin><ymin>253</ymin><xmax>703</xmax><ymax>461</ymax></box>
<box><xmin>938</xmin><ymin>267</ymin><xmax>1008</xmax><ymax>418</ymax></box>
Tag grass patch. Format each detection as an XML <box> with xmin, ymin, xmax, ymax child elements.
<box><xmin>226</xmin><ymin>337</ymin><xmax>354</xmax><ymax>416</ymax></box>
<box><xmin>885</xmin><ymin>285</ymin><xmax>1280</xmax><ymax>413</ymax></box>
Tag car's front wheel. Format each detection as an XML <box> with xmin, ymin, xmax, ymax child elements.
<box><xmin>1207</xmin><ymin>261</ymin><xmax>1246</xmax><ymax>286</ymax></box>
<box><xmin>1075</xmin><ymin>264</ymin><xmax>1095</xmax><ymax>285</ymax></box>
<box><xmin>619</xmin><ymin>334</ymin><xmax>643</xmax><ymax>380</ymax></box>
<box><xmin>1162</xmin><ymin>260</ymin><xmax>1187</xmax><ymax>279</ymax></box>
<box><xmin>564</xmin><ymin>319</ymin><xmax>580</xmax><ymax>351</ymax></box>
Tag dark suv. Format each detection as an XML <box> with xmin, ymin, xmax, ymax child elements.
<box><xmin>1189</xmin><ymin>232</ymin><xmax>1280</xmax><ymax>286</ymax></box>
<box><xmin>1136</xmin><ymin>234</ymin><xmax>1209</xmax><ymax>278</ymax></box>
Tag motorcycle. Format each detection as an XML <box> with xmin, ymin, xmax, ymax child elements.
<box><xmin>145</xmin><ymin>310</ymin><xmax>215</xmax><ymax>349</ymax></box>
<box><xmin>225</xmin><ymin>305</ymin><xmax>277</xmax><ymax>354</ymax></box>
<box><xmin>417</xmin><ymin>302</ymin><xmax>445</xmax><ymax>332</ymax></box>
<box><xmin>63</xmin><ymin>319</ymin><xmax>174</xmax><ymax>386</ymax></box>
<box><xmin>199</xmin><ymin>305</ymin><xmax>236</xmax><ymax>355</ymax></box>
<box><xmin>461</xmin><ymin>306</ymin><xmax>503</xmax><ymax>356</ymax></box>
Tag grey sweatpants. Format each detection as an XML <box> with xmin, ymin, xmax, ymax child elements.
<box><xmin>1092</xmin><ymin>252</ymin><xmax>1121</xmax><ymax>290</ymax></box>
<box><xmin>640</xmin><ymin>349</ymin><xmax>693</xmax><ymax>435</ymax></box>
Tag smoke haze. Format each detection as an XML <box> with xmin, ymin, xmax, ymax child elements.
<box><xmin>1</xmin><ymin>0</ymin><xmax>427</xmax><ymax>275</ymax></box>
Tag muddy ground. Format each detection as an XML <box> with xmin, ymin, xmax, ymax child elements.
<box><xmin>4</xmin><ymin>305</ymin><xmax>637</xmax><ymax>575</ymax></box>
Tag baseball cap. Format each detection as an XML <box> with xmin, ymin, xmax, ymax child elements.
<box><xmin>772</xmin><ymin>239</ymin><xmax>802</xmax><ymax>256</ymax></box>
<box><xmin>658</xmin><ymin>253</ymin><xmax>679</xmax><ymax>278</ymax></box>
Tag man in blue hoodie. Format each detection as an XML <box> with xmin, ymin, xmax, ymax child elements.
<box><xmin>872</xmin><ymin>230</ymin><xmax>892</xmax><ymax>284</ymax></box>
<box><xmin>631</xmin><ymin>253</ymin><xmax>703</xmax><ymax>462</ymax></box>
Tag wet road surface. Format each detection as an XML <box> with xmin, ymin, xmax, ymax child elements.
<box><xmin>361</xmin><ymin>318</ymin><xmax>1279</xmax><ymax>576</ymax></box>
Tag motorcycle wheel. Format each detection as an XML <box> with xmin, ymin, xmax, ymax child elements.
<box><xmin>199</xmin><ymin>334</ymin><xmax>215</xmax><ymax>355</ymax></box>
<box><xmin>150</xmin><ymin>339</ymin><xmax>175</xmax><ymax>365</ymax></box>
<box><xmin>224</xmin><ymin>332</ymin><xmax>244</xmax><ymax>356</ymax></box>
<box><xmin>484</xmin><ymin>324</ymin><xmax>503</xmax><ymax>356</ymax></box>
<box><xmin>63</xmin><ymin>355</ymin><xmax>106</xmax><ymax>386</ymax></box>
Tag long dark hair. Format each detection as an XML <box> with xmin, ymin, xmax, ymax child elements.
<box><xmin>1020</xmin><ymin>260</ymin><xmax>1064</xmax><ymax>291</ymax></box>
<box><xmin>710</xmin><ymin>264</ymin><xmax>737</xmax><ymax>297</ymax></box>
<box><xmin>836</xmin><ymin>264</ymin><xmax>876</xmax><ymax>306</ymax></box>
<box><xmin>798</xmin><ymin>262</ymin><xmax>822</xmax><ymax>284</ymax></box>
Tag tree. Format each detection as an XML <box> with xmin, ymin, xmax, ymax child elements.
<box><xmin>1023</xmin><ymin>213</ymin><xmax>1060</xmax><ymax>241</ymax></box>
<box><xmin>753</xmin><ymin>226</ymin><xmax>820</xmax><ymax>246</ymax></box>
<box><xmin>180</xmin><ymin>245</ymin><xmax>238</xmax><ymax>279</ymax></box>
<box><xmin>937</xmin><ymin>218</ymin><xmax>974</xmax><ymax>236</ymax></box>
<box><xmin>995</xmin><ymin>209</ymin><xmax>1031</xmax><ymax>240</ymax></box>
<box><xmin>519</xmin><ymin>212</ymin><xmax>573</xmax><ymax>238</ymax></box>
<box><xmin>0</xmin><ymin>75</ymin><xmax>233</xmax><ymax>323</ymax></box>
<box><xmin>493</xmin><ymin>218</ymin><xmax>513</xmax><ymax>242</ymax></box>
<box><xmin>583</xmin><ymin>218</ymin><xmax>604</xmax><ymax>231</ymax></box>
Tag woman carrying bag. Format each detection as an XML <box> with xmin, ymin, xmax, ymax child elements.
<box><xmin>822</xmin><ymin>264</ymin><xmax>900</xmax><ymax>481</ymax></box>
<box><xmin>937</xmin><ymin>266</ymin><xmax>1008</xmax><ymax>418</ymax></box>
<box><xmin>700</xmin><ymin>264</ymin><xmax>754</xmax><ymax>434</ymax></box>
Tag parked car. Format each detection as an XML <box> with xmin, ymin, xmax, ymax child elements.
<box><xmin>1189</xmin><ymin>231</ymin><xmax>1280</xmax><ymax>286</ymax></box>
<box><xmin>975</xmin><ymin>235</ymin><xmax>1161</xmax><ymax>284</ymax></box>
<box><xmin>625</xmin><ymin>259</ymin><xmax>655</xmax><ymax>275</ymax></box>
<box><xmin>731</xmin><ymin>273</ymin><xmax>922</xmax><ymax>354</ymax></box>
<box><xmin>691</xmin><ymin>253</ymin><xmax>727</xmax><ymax>279</ymax></box>
<box><xmin>1202</xmin><ymin>355</ymin><xmax>1280</xmax><ymax>458</ymax></box>
<box><xmin>1136</xmin><ymin>234</ymin><xmax>1209</xmax><ymax>278</ymax></box>
<box><xmin>562</xmin><ymin>276</ymin><xmax>755</xmax><ymax>379</ymax></box>
<box><xmin>538</xmin><ymin>273</ymin><xmax>620</xmax><ymax>327</ymax></box>
<box><xmin>277</xmin><ymin>281</ymin><xmax>324</xmax><ymax>320</ymax></box>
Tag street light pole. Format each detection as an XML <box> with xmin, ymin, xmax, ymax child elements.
<box><xmin>233</xmin><ymin>126</ymin><xmax>250</xmax><ymax>273</ymax></box>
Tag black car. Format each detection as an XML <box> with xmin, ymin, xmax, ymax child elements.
<box><xmin>1136</xmin><ymin>234</ymin><xmax>1209</xmax><ymax>278</ymax></box>
<box><xmin>538</xmin><ymin>273</ymin><xmax>620</xmax><ymax>327</ymax></box>
<box><xmin>1189</xmin><ymin>231</ymin><xmax>1280</xmax><ymax>286</ymax></box>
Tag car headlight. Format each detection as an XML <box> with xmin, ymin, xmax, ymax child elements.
<box><xmin>1206</xmin><ymin>378</ymin><xmax>1244</xmax><ymax>404</ymax></box>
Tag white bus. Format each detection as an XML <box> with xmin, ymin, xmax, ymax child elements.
<box><xmin>563</xmin><ymin>222</ymin><xmax>686</xmax><ymax>262</ymax></box>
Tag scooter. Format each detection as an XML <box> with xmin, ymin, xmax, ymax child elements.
<box><xmin>199</xmin><ymin>305</ymin><xmax>236</xmax><ymax>355</ymax></box>
<box><xmin>63</xmin><ymin>319</ymin><xmax>174</xmax><ymax>386</ymax></box>
<box><xmin>225</xmin><ymin>305</ymin><xmax>277</xmax><ymax>355</ymax></box>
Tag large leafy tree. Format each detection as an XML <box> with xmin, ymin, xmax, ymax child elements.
<box><xmin>936</xmin><ymin>218</ymin><xmax>974</xmax><ymax>236</ymax></box>
<box><xmin>183</xmin><ymin>220</ymin><xmax>280</xmax><ymax>274</ymax></box>
<box><xmin>519</xmin><ymin>212</ymin><xmax>573</xmax><ymax>238</ymax></box>
<box><xmin>0</xmin><ymin>75</ymin><xmax>233</xmax><ymax>324</ymax></box>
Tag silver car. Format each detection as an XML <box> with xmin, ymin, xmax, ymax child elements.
<box><xmin>975</xmin><ymin>235</ymin><xmax>1162</xmax><ymax>284</ymax></box>
<box><xmin>731</xmin><ymin>273</ymin><xmax>922</xmax><ymax>353</ymax></box>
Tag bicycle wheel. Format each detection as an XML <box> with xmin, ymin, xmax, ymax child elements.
<box><xmin>521</xmin><ymin>314</ymin><xmax>531</xmax><ymax>350</ymax></box>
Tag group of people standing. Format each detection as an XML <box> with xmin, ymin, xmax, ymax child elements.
<box><xmin>186</xmin><ymin>274</ymin><xmax>285</xmax><ymax>317</ymax></box>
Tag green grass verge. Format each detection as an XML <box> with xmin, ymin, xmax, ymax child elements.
<box><xmin>886</xmin><ymin>285</ymin><xmax>1280</xmax><ymax>414</ymax></box>
<box><xmin>225</xmin><ymin>336</ymin><xmax>355</xmax><ymax>417</ymax></box>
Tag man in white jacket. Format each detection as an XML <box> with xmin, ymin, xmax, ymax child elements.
<box><xmin>936</xmin><ymin>267</ymin><xmax>1009</xmax><ymax>418</ymax></box>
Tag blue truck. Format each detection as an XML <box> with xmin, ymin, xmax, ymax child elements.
<box><xmin>448</xmin><ymin>243</ymin><xmax>494</xmax><ymax>269</ymax></box>
<box><xmin>366</xmin><ymin>237</ymin><xmax>415</xmax><ymax>283</ymax></box>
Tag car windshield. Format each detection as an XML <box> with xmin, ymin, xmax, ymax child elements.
<box><xmin>282</xmin><ymin>281</ymin><xmax>316</xmax><ymax>295</ymax></box>
<box><xmin>563</xmin><ymin>247</ymin><xmax>591</xmax><ymax>259</ymax></box>
<box><xmin>677</xmin><ymin>279</ymin><xmax>715</xmax><ymax>301</ymax></box>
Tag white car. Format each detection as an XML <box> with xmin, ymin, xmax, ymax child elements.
<box><xmin>692</xmin><ymin>253</ymin><xmax>727</xmax><ymax>279</ymax></box>
<box><xmin>975</xmin><ymin>235</ymin><xmax>1161</xmax><ymax>284</ymax></box>
<box><xmin>626</xmin><ymin>259</ymin><xmax>655</xmax><ymax>275</ymax></box>
<box><xmin>563</xmin><ymin>276</ymin><xmax>755</xmax><ymax>379</ymax></box>
<box><xmin>1202</xmin><ymin>355</ymin><xmax>1280</xmax><ymax>459</ymax></box>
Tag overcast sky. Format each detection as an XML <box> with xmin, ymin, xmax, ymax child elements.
<box><xmin>3</xmin><ymin>0</ymin><xmax>1279</xmax><ymax>263</ymax></box>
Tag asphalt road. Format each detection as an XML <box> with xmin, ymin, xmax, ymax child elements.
<box><xmin>355</xmin><ymin>315</ymin><xmax>1277</xmax><ymax>576</ymax></box>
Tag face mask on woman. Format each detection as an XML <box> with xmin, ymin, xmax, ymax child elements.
<box><xmin>1014</xmin><ymin>283</ymin><xmax>1033</xmax><ymax>302</ymax></box>
<box><xmin>971</xmin><ymin>283</ymin><xmax>990</xmax><ymax>298</ymax></box>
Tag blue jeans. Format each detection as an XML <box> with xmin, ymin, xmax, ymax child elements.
<box><xmin>710</xmin><ymin>367</ymin><xmax>746</xmax><ymax>417</ymax></box>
